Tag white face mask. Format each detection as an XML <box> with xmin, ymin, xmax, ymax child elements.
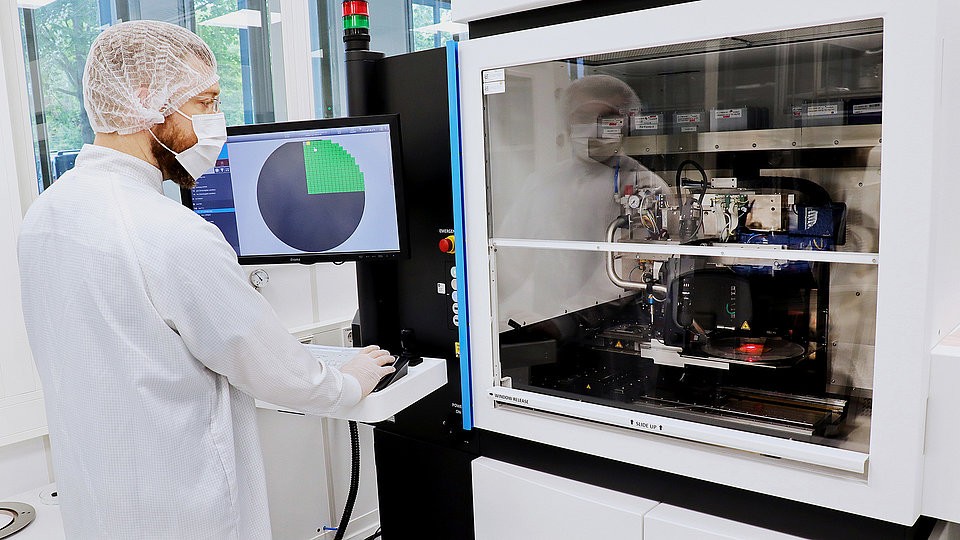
<box><xmin>568</xmin><ymin>123</ymin><xmax>622</xmax><ymax>164</ymax></box>
<box><xmin>149</xmin><ymin>109</ymin><xmax>227</xmax><ymax>180</ymax></box>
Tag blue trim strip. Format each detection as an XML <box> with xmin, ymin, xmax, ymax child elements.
<box><xmin>447</xmin><ymin>40</ymin><xmax>473</xmax><ymax>431</ymax></box>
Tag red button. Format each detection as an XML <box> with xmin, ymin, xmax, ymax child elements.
<box><xmin>439</xmin><ymin>236</ymin><xmax>455</xmax><ymax>254</ymax></box>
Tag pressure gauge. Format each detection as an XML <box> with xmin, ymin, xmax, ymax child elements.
<box><xmin>627</xmin><ymin>195</ymin><xmax>642</xmax><ymax>209</ymax></box>
<box><xmin>249</xmin><ymin>268</ymin><xmax>269</xmax><ymax>289</ymax></box>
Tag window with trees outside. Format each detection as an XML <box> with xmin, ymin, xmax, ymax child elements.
<box><xmin>18</xmin><ymin>0</ymin><xmax>457</xmax><ymax>194</ymax></box>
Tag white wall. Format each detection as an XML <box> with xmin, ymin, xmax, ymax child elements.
<box><xmin>0</xmin><ymin>437</ymin><xmax>53</xmax><ymax>497</ymax></box>
<box><xmin>0</xmin><ymin>0</ymin><xmax>53</xmax><ymax>501</ymax></box>
<box><xmin>246</xmin><ymin>263</ymin><xmax>360</xmax><ymax>330</ymax></box>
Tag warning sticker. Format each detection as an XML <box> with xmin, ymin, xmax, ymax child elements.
<box><xmin>482</xmin><ymin>69</ymin><xmax>505</xmax><ymax>83</ymax></box>
<box><xmin>632</xmin><ymin>115</ymin><xmax>660</xmax><ymax>130</ymax></box>
<box><xmin>852</xmin><ymin>102</ymin><xmax>882</xmax><ymax>115</ymax></box>
<box><xmin>675</xmin><ymin>113</ymin><xmax>701</xmax><ymax>124</ymax></box>
<box><xmin>483</xmin><ymin>80</ymin><xmax>505</xmax><ymax>95</ymax></box>
<box><xmin>807</xmin><ymin>104</ymin><xmax>839</xmax><ymax>117</ymax></box>
<box><xmin>714</xmin><ymin>108</ymin><xmax>743</xmax><ymax>119</ymax></box>
<box><xmin>741</xmin><ymin>321</ymin><xmax>751</xmax><ymax>330</ymax></box>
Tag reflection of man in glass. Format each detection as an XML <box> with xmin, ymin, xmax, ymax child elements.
<box><xmin>497</xmin><ymin>75</ymin><xmax>670</xmax><ymax>334</ymax></box>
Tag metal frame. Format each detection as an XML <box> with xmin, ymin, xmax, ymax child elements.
<box><xmin>447</xmin><ymin>39</ymin><xmax>473</xmax><ymax>430</ymax></box>
<box><xmin>19</xmin><ymin>8</ymin><xmax>51</xmax><ymax>192</ymax></box>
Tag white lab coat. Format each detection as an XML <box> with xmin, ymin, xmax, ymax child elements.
<box><xmin>17</xmin><ymin>144</ymin><xmax>361</xmax><ymax>539</ymax></box>
<box><xmin>495</xmin><ymin>156</ymin><xmax>667</xmax><ymax>332</ymax></box>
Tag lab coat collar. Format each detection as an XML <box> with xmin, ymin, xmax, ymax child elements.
<box><xmin>75</xmin><ymin>144</ymin><xmax>164</xmax><ymax>194</ymax></box>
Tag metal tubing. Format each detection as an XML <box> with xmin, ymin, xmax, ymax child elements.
<box><xmin>605</xmin><ymin>216</ymin><xmax>668</xmax><ymax>295</ymax></box>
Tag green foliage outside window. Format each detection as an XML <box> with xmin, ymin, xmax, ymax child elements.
<box><xmin>411</xmin><ymin>2</ymin><xmax>451</xmax><ymax>52</ymax></box>
<box><xmin>26</xmin><ymin>0</ymin><xmax>248</xmax><ymax>157</ymax></box>
<box><xmin>195</xmin><ymin>2</ymin><xmax>245</xmax><ymax>127</ymax></box>
<box><xmin>30</xmin><ymin>0</ymin><xmax>99</xmax><ymax>151</ymax></box>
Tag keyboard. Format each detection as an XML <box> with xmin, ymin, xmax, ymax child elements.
<box><xmin>303</xmin><ymin>344</ymin><xmax>362</xmax><ymax>369</ymax></box>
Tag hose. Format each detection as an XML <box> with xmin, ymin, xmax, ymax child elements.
<box><xmin>675</xmin><ymin>159</ymin><xmax>707</xmax><ymax>204</ymax></box>
<box><xmin>333</xmin><ymin>421</ymin><xmax>361</xmax><ymax>540</ymax></box>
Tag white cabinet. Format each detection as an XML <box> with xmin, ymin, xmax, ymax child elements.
<box><xmin>471</xmin><ymin>459</ymin><xmax>811</xmax><ymax>539</ymax></box>
<box><xmin>644</xmin><ymin>505</ymin><xmax>804</xmax><ymax>540</ymax></box>
<box><xmin>472</xmin><ymin>457</ymin><xmax>657</xmax><ymax>540</ymax></box>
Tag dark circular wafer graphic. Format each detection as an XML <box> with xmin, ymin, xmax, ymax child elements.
<box><xmin>256</xmin><ymin>141</ymin><xmax>365</xmax><ymax>252</ymax></box>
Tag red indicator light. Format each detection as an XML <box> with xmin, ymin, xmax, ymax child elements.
<box><xmin>343</xmin><ymin>1</ymin><xmax>369</xmax><ymax>16</ymax></box>
<box><xmin>737</xmin><ymin>343</ymin><xmax>765</xmax><ymax>354</ymax></box>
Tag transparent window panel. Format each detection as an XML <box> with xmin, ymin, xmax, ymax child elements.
<box><xmin>493</xmin><ymin>245</ymin><xmax>876</xmax><ymax>452</ymax></box>
<box><xmin>484</xmin><ymin>20</ymin><xmax>882</xmax><ymax>254</ymax></box>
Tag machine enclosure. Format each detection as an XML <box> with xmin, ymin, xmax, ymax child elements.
<box><xmin>455</xmin><ymin>0</ymin><xmax>960</xmax><ymax>528</ymax></box>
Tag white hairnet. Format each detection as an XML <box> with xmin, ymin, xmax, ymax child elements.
<box><xmin>559</xmin><ymin>75</ymin><xmax>641</xmax><ymax>127</ymax></box>
<box><xmin>82</xmin><ymin>20</ymin><xmax>219</xmax><ymax>135</ymax></box>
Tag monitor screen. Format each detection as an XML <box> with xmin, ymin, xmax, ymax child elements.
<box><xmin>184</xmin><ymin>115</ymin><xmax>405</xmax><ymax>264</ymax></box>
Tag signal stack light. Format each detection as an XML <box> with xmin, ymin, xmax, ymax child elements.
<box><xmin>342</xmin><ymin>1</ymin><xmax>371</xmax><ymax>51</ymax></box>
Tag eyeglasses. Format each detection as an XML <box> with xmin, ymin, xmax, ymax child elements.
<box><xmin>193</xmin><ymin>95</ymin><xmax>221</xmax><ymax>113</ymax></box>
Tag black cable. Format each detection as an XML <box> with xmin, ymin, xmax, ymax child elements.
<box><xmin>675</xmin><ymin>159</ymin><xmax>708</xmax><ymax>242</ymax></box>
<box><xmin>363</xmin><ymin>527</ymin><xmax>382</xmax><ymax>540</ymax></box>
<box><xmin>334</xmin><ymin>421</ymin><xmax>361</xmax><ymax>540</ymax></box>
<box><xmin>675</xmin><ymin>159</ymin><xmax>707</xmax><ymax>204</ymax></box>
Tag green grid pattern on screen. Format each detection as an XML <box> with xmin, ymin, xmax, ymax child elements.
<box><xmin>302</xmin><ymin>140</ymin><xmax>365</xmax><ymax>194</ymax></box>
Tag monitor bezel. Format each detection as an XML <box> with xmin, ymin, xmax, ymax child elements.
<box><xmin>181</xmin><ymin>114</ymin><xmax>408</xmax><ymax>265</ymax></box>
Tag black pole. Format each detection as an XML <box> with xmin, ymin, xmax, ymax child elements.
<box><xmin>337</xmin><ymin>5</ymin><xmax>384</xmax><ymax>540</ymax></box>
<box><xmin>342</xmin><ymin>0</ymin><xmax>382</xmax><ymax>116</ymax></box>
<box><xmin>345</xmin><ymin>0</ymin><xmax>392</xmax><ymax>352</ymax></box>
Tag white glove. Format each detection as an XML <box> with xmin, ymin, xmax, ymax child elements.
<box><xmin>339</xmin><ymin>345</ymin><xmax>396</xmax><ymax>398</ymax></box>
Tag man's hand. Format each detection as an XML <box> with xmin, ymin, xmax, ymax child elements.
<box><xmin>339</xmin><ymin>345</ymin><xmax>396</xmax><ymax>398</ymax></box>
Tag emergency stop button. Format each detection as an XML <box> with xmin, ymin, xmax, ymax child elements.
<box><xmin>439</xmin><ymin>235</ymin><xmax>455</xmax><ymax>254</ymax></box>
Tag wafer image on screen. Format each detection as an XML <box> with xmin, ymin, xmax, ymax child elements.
<box><xmin>256</xmin><ymin>139</ymin><xmax>366</xmax><ymax>252</ymax></box>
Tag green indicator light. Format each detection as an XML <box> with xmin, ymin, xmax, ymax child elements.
<box><xmin>343</xmin><ymin>14</ymin><xmax>369</xmax><ymax>29</ymax></box>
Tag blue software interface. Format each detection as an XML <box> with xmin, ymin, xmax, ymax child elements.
<box><xmin>190</xmin><ymin>123</ymin><xmax>400</xmax><ymax>257</ymax></box>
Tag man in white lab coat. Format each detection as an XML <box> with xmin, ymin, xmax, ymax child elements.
<box><xmin>17</xmin><ymin>20</ymin><xmax>393</xmax><ymax>539</ymax></box>
<box><xmin>495</xmin><ymin>75</ymin><xmax>671</xmax><ymax>336</ymax></box>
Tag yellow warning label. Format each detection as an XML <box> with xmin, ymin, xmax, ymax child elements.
<box><xmin>741</xmin><ymin>321</ymin><xmax>751</xmax><ymax>330</ymax></box>
<box><xmin>615</xmin><ymin>341</ymin><xmax>623</xmax><ymax>348</ymax></box>
<box><xmin>455</xmin><ymin>342</ymin><xmax>460</xmax><ymax>358</ymax></box>
<box><xmin>586</xmin><ymin>384</ymin><xmax>592</xmax><ymax>390</ymax></box>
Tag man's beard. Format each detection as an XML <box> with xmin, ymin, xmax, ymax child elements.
<box><xmin>150</xmin><ymin>121</ymin><xmax>196</xmax><ymax>189</ymax></box>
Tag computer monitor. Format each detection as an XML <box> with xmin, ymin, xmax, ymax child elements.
<box><xmin>183</xmin><ymin>114</ymin><xmax>406</xmax><ymax>264</ymax></box>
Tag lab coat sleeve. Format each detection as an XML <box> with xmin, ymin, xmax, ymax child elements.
<box><xmin>142</xmin><ymin>218</ymin><xmax>361</xmax><ymax>415</ymax></box>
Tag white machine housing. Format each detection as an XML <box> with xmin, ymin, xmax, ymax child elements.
<box><xmin>457</xmin><ymin>0</ymin><xmax>960</xmax><ymax>525</ymax></box>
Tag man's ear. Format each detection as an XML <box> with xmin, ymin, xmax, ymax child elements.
<box><xmin>136</xmin><ymin>87</ymin><xmax>166</xmax><ymax>123</ymax></box>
